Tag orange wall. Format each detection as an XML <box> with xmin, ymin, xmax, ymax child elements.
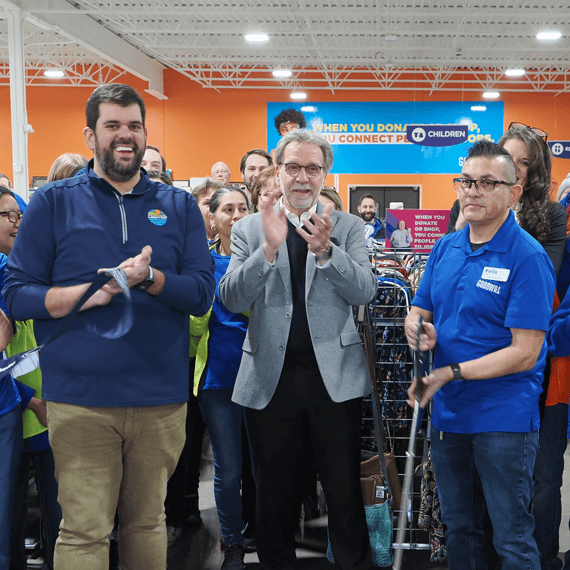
<box><xmin>1</xmin><ymin>69</ymin><xmax>570</xmax><ymax>212</ymax></box>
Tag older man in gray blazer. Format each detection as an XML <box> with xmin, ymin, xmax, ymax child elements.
<box><xmin>219</xmin><ymin>129</ymin><xmax>376</xmax><ymax>570</ymax></box>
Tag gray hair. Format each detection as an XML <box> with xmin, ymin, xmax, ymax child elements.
<box><xmin>275</xmin><ymin>129</ymin><xmax>334</xmax><ymax>175</ymax></box>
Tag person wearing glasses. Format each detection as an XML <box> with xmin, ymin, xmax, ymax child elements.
<box><xmin>448</xmin><ymin>122</ymin><xmax>567</xmax><ymax>273</ymax></box>
<box><xmin>219</xmin><ymin>129</ymin><xmax>377</xmax><ymax>570</ymax></box>
<box><xmin>405</xmin><ymin>140</ymin><xmax>555</xmax><ymax>570</ymax></box>
<box><xmin>211</xmin><ymin>162</ymin><xmax>232</xmax><ymax>186</ymax></box>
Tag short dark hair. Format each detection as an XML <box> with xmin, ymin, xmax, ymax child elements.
<box><xmin>239</xmin><ymin>149</ymin><xmax>273</xmax><ymax>175</ymax></box>
<box><xmin>465</xmin><ymin>140</ymin><xmax>516</xmax><ymax>183</ymax></box>
<box><xmin>274</xmin><ymin>108</ymin><xmax>307</xmax><ymax>134</ymax></box>
<box><xmin>0</xmin><ymin>186</ymin><xmax>15</xmax><ymax>200</ymax></box>
<box><xmin>359</xmin><ymin>193</ymin><xmax>377</xmax><ymax>207</ymax></box>
<box><xmin>146</xmin><ymin>144</ymin><xmax>166</xmax><ymax>172</ymax></box>
<box><xmin>86</xmin><ymin>83</ymin><xmax>146</xmax><ymax>131</ymax></box>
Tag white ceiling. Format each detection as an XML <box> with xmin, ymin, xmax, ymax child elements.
<box><xmin>0</xmin><ymin>0</ymin><xmax>569</xmax><ymax>98</ymax></box>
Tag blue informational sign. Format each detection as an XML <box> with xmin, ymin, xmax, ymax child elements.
<box><xmin>406</xmin><ymin>124</ymin><xmax>468</xmax><ymax>147</ymax></box>
<box><xmin>267</xmin><ymin>102</ymin><xmax>504</xmax><ymax>174</ymax></box>
<box><xmin>549</xmin><ymin>141</ymin><xmax>570</xmax><ymax>159</ymax></box>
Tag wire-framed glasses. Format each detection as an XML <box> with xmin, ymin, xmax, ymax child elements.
<box><xmin>281</xmin><ymin>163</ymin><xmax>324</xmax><ymax>178</ymax></box>
<box><xmin>508</xmin><ymin>122</ymin><xmax>548</xmax><ymax>142</ymax></box>
<box><xmin>453</xmin><ymin>178</ymin><xmax>515</xmax><ymax>195</ymax></box>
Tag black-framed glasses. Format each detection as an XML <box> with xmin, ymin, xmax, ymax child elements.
<box><xmin>453</xmin><ymin>178</ymin><xmax>515</xmax><ymax>195</ymax></box>
<box><xmin>281</xmin><ymin>163</ymin><xmax>324</xmax><ymax>178</ymax></box>
<box><xmin>508</xmin><ymin>122</ymin><xmax>548</xmax><ymax>142</ymax></box>
<box><xmin>0</xmin><ymin>210</ymin><xmax>22</xmax><ymax>223</ymax></box>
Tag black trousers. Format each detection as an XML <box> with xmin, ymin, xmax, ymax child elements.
<box><xmin>245</xmin><ymin>358</ymin><xmax>372</xmax><ymax>570</ymax></box>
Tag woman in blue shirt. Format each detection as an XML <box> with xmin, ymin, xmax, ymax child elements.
<box><xmin>191</xmin><ymin>187</ymin><xmax>250</xmax><ymax>570</ymax></box>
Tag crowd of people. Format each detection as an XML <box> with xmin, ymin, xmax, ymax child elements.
<box><xmin>1</xmin><ymin>81</ymin><xmax>570</xmax><ymax>570</ymax></box>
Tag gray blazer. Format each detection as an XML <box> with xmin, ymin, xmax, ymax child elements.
<box><xmin>219</xmin><ymin>202</ymin><xmax>378</xmax><ymax>410</ymax></box>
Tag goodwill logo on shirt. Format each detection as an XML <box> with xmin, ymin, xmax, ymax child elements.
<box><xmin>148</xmin><ymin>209</ymin><xmax>167</xmax><ymax>226</ymax></box>
<box><xmin>476</xmin><ymin>266</ymin><xmax>510</xmax><ymax>295</ymax></box>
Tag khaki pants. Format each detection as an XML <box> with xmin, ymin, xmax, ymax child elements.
<box><xmin>47</xmin><ymin>402</ymin><xmax>187</xmax><ymax>570</ymax></box>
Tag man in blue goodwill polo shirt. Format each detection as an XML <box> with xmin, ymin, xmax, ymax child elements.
<box><xmin>405</xmin><ymin>140</ymin><xmax>555</xmax><ymax>570</ymax></box>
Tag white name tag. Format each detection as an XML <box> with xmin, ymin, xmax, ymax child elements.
<box><xmin>481</xmin><ymin>267</ymin><xmax>510</xmax><ymax>282</ymax></box>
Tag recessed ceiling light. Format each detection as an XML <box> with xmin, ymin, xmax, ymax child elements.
<box><xmin>44</xmin><ymin>69</ymin><xmax>65</xmax><ymax>78</ymax></box>
<box><xmin>272</xmin><ymin>69</ymin><xmax>292</xmax><ymax>78</ymax></box>
<box><xmin>470</xmin><ymin>105</ymin><xmax>487</xmax><ymax>111</ymax></box>
<box><xmin>245</xmin><ymin>33</ymin><xmax>268</xmax><ymax>43</ymax></box>
<box><xmin>537</xmin><ymin>31</ymin><xmax>562</xmax><ymax>41</ymax></box>
<box><xmin>505</xmin><ymin>68</ymin><xmax>525</xmax><ymax>77</ymax></box>
<box><xmin>290</xmin><ymin>92</ymin><xmax>307</xmax><ymax>100</ymax></box>
<box><xmin>482</xmin><ymin>91</ymin><xmax>500</xmax><ymax>99</ymax></box>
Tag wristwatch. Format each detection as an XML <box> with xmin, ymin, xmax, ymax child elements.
<box><xmin>136</xmin><ymin>266</ymin><xmax>155</xmax><ymax>292</ymax></box>
<box><xmin>449</xmin><ymin>362</ymin><xmax>463</xmax><ymax>381</ymax></box>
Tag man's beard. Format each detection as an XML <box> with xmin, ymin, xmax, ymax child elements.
<box><xmin>95</xmin><ymin>138</ymin><xmax>144</xmax><ymax>183</ymax></box>
<box><xmin>360</xmin><ymin>211</ymin><xmax>374</xmax><ymax>222</ymax></box>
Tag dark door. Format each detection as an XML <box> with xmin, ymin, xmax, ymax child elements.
<box><xmin>349</xmin><ymin>185</ymin><xmax>420</xmax><ymax>220</ymax></box>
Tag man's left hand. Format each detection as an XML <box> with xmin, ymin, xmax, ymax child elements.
<box><xmin>297</xmin><ymin>202</ymin><xmax>334</xmax><ymax>263</ymax></box>
<box><xmin>407</xmin><ymin>366</ymin><xmax>453</xmax><ymax>408</ymax></box>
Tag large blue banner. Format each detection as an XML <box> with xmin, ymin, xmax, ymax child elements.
<box><xmin>267</xmin><ymin>101</ymin><xmax>504</xmax><ymax>174</ymax></box>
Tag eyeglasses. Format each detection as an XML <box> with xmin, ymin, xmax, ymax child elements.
<box><xmin>212</xmin><ymin>169</ymin><xmax>229</xmax><ymax>175</ymax></box>
<box><xmin>453</xmin><ymin>178</ymin><xmax>515</xmax><ymax>195</ymax></box>
<box><xmin>0</xmin><ymin>210</ymin><xmax>22</xmax><ymax>223</ymax></box>
<box><xmin>281</xmin><ymin>163</ymin><xmax>324</xmax><ymax>178</ymax></box>
<box><xmin>508</xmin><ymin>122</ymin><xmax>548</xmax><ymax>142</ymax></box>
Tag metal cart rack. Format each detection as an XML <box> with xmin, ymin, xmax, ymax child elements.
<box><xmin>361</xmin><ymin>244</ymin><xmax>433</xmax><ymax>557</ymax></box>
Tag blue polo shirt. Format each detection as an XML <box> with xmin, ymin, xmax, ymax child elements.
<box><xmin>413</xmin><ymin>211</ymin><xmax>555</xmax><ymax>434</ymax></box>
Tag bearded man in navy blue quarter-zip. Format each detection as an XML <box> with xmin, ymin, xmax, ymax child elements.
<box><xmin>3</xmin><ymin>83</ymin><xmax>215</xmax><ymax>570</ymax></box>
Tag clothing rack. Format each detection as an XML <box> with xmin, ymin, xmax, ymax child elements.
<box><xmin>361</xmin><ymin>243</ymin><xmax>432</xmax><ymax>555</ymax></box>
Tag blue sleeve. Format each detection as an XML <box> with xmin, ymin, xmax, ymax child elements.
<box><xmin>155</xmin><ymin>193</ymin><xmax>216</xmax><ymax>317</ymax></box>
<box><xmin>14</xmin><ymin>379</ymin><xmax>34</xmax><ymax>409</ymax></box>
<box><xmin>14</xmin><ymin>193</ymin><xmax>27</xmax><ymax>214</ymax></box>
<box><xmin>548</xmin><ymin>290</ymin><xmax>570</xmax><ymax>356</ymax></box>
<box><xmin>504</xmin><ymin>250</ymin><xmax>555</xmax><ymax>332</ymax></box>
<box><xmin>3</xmin><ymin>190</ymin><xmax>57</xmax><ymax>321</ymax></box>
<box><xmin>0</xmin><ymin>254</ymin><xmax>9</xmax><ymax>315</ymax></box>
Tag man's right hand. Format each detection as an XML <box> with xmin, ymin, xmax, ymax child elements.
<box><xmin>404</xmin><ymin>307</ymin><xmax>436</xmax><ymax>351</ymax></box>
<box><xmin>260</xmin><ymin>196</ymin><xmax>287</xmax><ymax>263</ymax></box>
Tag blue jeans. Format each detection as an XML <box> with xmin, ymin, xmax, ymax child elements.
<box><xmin>0</xmin><ymin>406</ymin><xmax>23</xmax><ymax>568</ymax></box>
<box><xmin>431</xmin><ymin>428</ymin><xmax>540</xmax><ymax>570</ymax></box>
<box><xmin>532</xmin><ymin>403</ymin><xmax>568</xmax><ymax>570</ymax></box>
<box><xmin>199</xmin><ymin>389</ymin><xmax>245</xmax><ymax>545</ymax></box>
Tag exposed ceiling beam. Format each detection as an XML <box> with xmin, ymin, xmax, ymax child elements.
<box><xmin>16</xmin><ymin>0</ymin><xmax>167</xmax><ymax>99</ymax></box>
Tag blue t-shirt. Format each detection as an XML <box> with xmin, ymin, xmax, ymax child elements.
<box><xmin>202</xmin><ymin>250</ymin><xmax>248</xmax><ymax>391</ymax></box>
<box><xmin>413</xmin><ymin>211</ymin><xmax>555</xmax><ymax>434</ymax></box>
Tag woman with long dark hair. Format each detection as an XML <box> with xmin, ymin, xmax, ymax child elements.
<box><xmin>190</xmin><ymin>187</ymin><xmax>251</xmax><ymax>570</ymax></box>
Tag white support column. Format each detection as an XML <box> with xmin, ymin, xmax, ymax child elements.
<box><xmin>6</xmin><ymin>5</ymin><xmax>31</xmax><ymax>201</ymax></box>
